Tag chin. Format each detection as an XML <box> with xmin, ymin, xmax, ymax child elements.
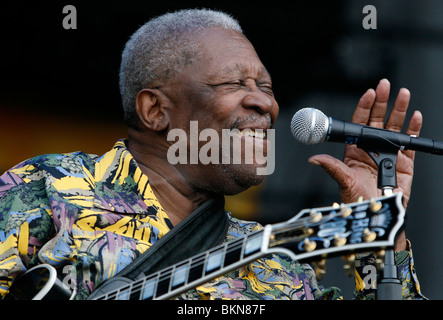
<box><xmin>220</xmin><ymin>164</ymin><xmax>266</xmax><ymax>195</ymax></box>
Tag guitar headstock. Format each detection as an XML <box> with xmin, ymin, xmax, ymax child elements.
<box><xmin>268</xmin><ymin>192</ymin><xmax>405</xmax><ymax>276</ymax></box>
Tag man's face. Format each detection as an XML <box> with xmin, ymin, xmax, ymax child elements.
<box><xmin>162</xmin><ymin>28</ymin><xmax>279</xmax><ymax>195</ymax></box>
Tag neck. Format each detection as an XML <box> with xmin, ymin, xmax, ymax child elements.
<box><xmin>127</xmin><ymin>137</ymin><xmax>211</xmax><ymax>226</ymax></box>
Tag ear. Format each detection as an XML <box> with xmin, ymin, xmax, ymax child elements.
<box><xmin>135</xmin><ymin>89</ymin><xmax>170</xmax><ymax>131</ymax></box>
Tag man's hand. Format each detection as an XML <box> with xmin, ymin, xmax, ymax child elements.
<box><xmin>307</xmin><ymin>79</ymin><xmax>423</xmax><ymax>250</ymax></box>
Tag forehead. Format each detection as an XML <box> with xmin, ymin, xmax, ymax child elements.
<box><xmin>192</xmin><ymin>28</ymin><xmax>270</xmax><ymax>80</ymax></box>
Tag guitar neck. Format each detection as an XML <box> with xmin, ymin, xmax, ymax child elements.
<box><xmin>95</xmin><ymin>228</ymin><xmax>274</xmax><ymax>300</ymax></box>
<box><xmin>92</xmin><ymin>192</ymin><xmax>404</xmax><ymax>300</ymax></box>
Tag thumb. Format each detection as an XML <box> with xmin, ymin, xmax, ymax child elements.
<box><xmin>308</xmin><ymin>154</ymin><xmax>354</xmax><ymax>189</ymax></box>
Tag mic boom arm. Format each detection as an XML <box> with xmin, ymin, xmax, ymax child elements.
<box><xmin>328</xmin><ymin>117</ymin><xmax>443</xmax><ymax>155</ymax></box>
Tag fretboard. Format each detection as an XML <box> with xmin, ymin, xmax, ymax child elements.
<box><xmin>96</xmin><ymin>228</ymin><xmax>272</xmax><ymax>300</ymax></box>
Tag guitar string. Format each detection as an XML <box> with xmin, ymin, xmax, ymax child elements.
<box><xmin>100</xmin><ymin>207</ymin><xmax>356</xmax><ymax>300</ymax></box>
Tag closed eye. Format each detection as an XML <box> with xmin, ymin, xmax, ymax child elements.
<box><xmin>208</xmin><ymin>80</ymin><xmax>244</xmax><ymax>91</ymax></box>
<box><xmin>207</xmin><ymin>79</ymin><xmax>273</xmax><ymax>96</ymax></box>
<box><xmin>258</xmin><ymin>83</ymin><xmax>274</xmax><ymax>96</ymax></box>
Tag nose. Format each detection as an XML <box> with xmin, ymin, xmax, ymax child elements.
<box><xmin>240</xmin><ymin>88</ymin><xmax>276</xmax><ymax>116</ymax></box>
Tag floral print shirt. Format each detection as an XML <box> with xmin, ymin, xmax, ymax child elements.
<box><xmin>0</xmin><ymin>140</ymin><xmax>424</xmax><ymax>300</ymax></box>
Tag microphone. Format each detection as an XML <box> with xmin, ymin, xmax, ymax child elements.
<box><xmin>291</xmin><ymin>107</ymin><xmax>443</xmax><ymax>155</ymax></box>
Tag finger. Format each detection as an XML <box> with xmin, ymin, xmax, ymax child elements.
<box><xmin>405</xmin><ymin>110</ymin><xmax>423</xmax><ymax>137</ymax></box>
<box><xmin>384</xmin><ymin>88</ymin><xmax>410</xmax><ymax>132</ymax></box>
<box><xmin>367</xmin><ymin>78</ymin><xmax>391</xmax><ymax>128</ymax></box>
<box><xmin>351</xmin><ymin>88</ymin><xmax>376</xmax><ymax>125</ymax></box>
<box><xmin>308</xmin><ymin>154</ymin><xmax>354</xmax><ymax>189</ymax></box>
<box><xmin>402</xmin><ymin>110</ymin><xmax>423</xmax><ymax>160</ymax></box>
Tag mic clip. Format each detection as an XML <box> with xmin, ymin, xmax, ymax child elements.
<box><xmin>362</xmin><ymin>148</ymin><xmax>398</xmax><ymax>190</ymax></box>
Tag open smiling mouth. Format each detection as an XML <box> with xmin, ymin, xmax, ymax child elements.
<box><xmin>234</xmin><ymin>128</ymin><xmax>267</xmax><ymax>139</ymax></box>
<box><xmin>166</xmin><ymin>121</ymin><xmax>275</xmax><ymax>175</ymax></box>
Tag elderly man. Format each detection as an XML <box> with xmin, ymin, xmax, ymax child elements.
<box><xmin>0</xmin><ymin>9</ymin><xmax>424</xmax><ymax>300</ymax></box>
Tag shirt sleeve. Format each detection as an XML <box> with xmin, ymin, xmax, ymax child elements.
<box><xmin>353</xmin><ymin>240</ymin><xmax>426</xmax><ymax>300</ymax></box>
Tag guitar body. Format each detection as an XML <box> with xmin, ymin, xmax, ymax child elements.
<box><xmin>5</xmin><ymin>264</ymin><xmax>75</xmax><ymax>300</ymax></box>
<box><xmin>6</xmin><ymin>193</ymin><xmax>405</xmax><ymax>300</ymax></box>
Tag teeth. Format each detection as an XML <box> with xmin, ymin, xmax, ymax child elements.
<box><xmin>237</xmin><ymin>129</ymin><xmax>266</xmax><ymax>139</ymax></box>
<box><xmin>255</xmin><ymin>131</ymin><xmax>265</xmax><ymax>139</ymax></box>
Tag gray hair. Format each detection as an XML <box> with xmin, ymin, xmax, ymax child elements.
<box><xmin>119</xmin><ymin>8</ymin><xmax>243</xmax><ymax>130</ymax></box>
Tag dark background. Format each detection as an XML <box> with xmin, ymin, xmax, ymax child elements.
<box><xmin>1</xmin><ymin>0</ymin><xmax>443</xmax><ymax>299</ymax></box>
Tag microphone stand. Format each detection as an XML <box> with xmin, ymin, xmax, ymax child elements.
<box><xmin>362</xmin><ymin>148</ymin><xmax>403</xmax><ymax>300</ymax></box>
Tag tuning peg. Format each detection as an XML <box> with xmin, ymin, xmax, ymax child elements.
<box><xmin>363</xmin><ymin>228</ymin><xmax>377</xmax><ymax>242</ymax></box>
<box><xmin>340</xmin><ymin>205</ymin><xmax>352</xmax><ymax>217</ymax></box>
<box><xmin>342</xmin><ymin>254</ymin><xmax>356</xmax><ymax>277</ymax></box>
<box><xmin>375</xmin><ymin>249</ymin><xmax>386</xmax><ymax>270</ymax></box>
<box><xmin>333</xmin><ymin>234</ymin><xmax>347</xmax><ymax>247</ymax></box>
<box><xmin>369</xmin><ymin>199</ymin><xmax>382</xmax><ymax>212</ymax></box>
<box><xmin>303</xmin><ymin>238</ymin><xmax>317</xmax><ymax>252</ymax></box>
<box><xmin>332</xmin><ymin>202</ymin><xmax>352</xmax><ymax>217</ymax></box>
<box><xmin>312</xmin><ymin>258</ymin><xmax>327</xmax><ymax>280</ymax></box>
<box><xmin>309</xmin><ymin>210</ymin><xmax>322</xmax><ymax>223</ymax></box>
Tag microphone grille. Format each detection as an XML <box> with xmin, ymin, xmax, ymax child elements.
<box><xmin>290</xmin><ymin>107</ymin><xmax>329</xmax><ymax>145</ymax></box>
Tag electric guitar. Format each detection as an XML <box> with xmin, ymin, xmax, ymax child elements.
<box><xmin>6</xmin><ymin>192</ymin><xmax>405</xmax><ymax>300</ymax></box>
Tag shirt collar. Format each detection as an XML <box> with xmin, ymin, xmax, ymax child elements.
<box><xmin>92</xmin><ymin>139</ymin><xmax>171</xmax><ymax>224</ymax></box>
